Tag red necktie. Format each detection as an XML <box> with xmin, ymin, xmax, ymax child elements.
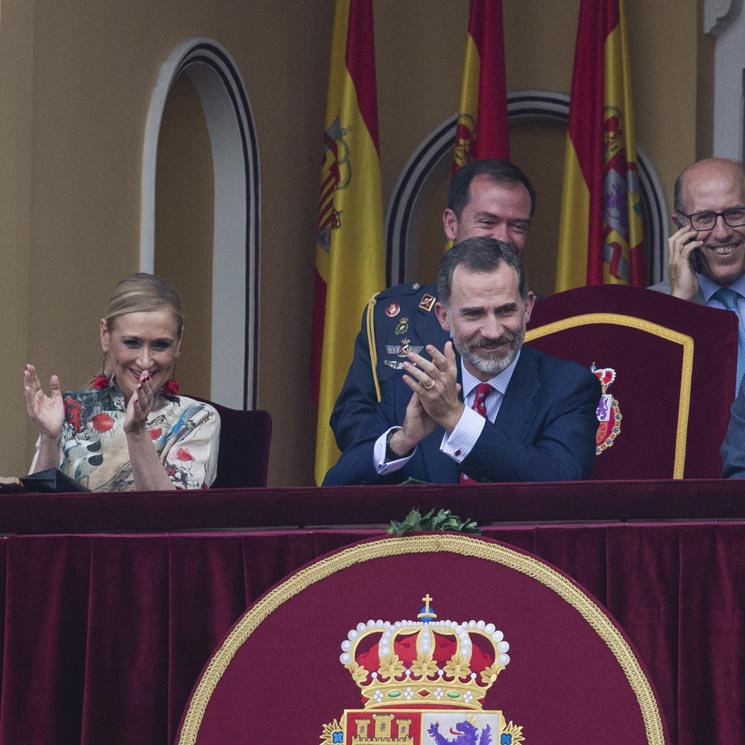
<box><xmin>460</xmin><ymin>383</ymin><xmax>493</xmax><ymax>484</ymax></box>
<box><xmin>472</xmin><ymin>382</ymin><xmax>492</xmax><ymax>417</ymax></box>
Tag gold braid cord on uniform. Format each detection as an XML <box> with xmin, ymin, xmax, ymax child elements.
<box><xmin>366</xmin><ymin>293</ymin><xmax>382</xmax><ymax>402</ymax></box>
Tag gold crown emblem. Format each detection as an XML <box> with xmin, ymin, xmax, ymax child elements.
<box><xmin>339</xmin><ymin>595</ymin><xmax>510</xmax><ymax>710</ymax></box>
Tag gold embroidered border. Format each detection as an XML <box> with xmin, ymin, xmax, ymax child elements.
<box><xmin>526</xmin><ymin>312</ymin><xmax>694</xmax><ymax>479</ymax></box>
<box><xmin>178</xmin><ymin>534</ymin><xmax>666</xmax><ymax>745</ymax></box>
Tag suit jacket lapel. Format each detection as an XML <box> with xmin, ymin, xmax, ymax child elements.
<box><xmin>405</xmin><ymin>354</ymin><xmax>544</xmax><ymax>484</ymax></box>
<box><xmin>494</xmin><ymin>349</ymin><xmax>539</xmax><ymax>440</ymax></box>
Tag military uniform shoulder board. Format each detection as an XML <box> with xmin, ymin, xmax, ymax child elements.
<box><xmin>375</xmin><ymin>281</ymin><xmax>424</xmax><ymax>301</ymax></box>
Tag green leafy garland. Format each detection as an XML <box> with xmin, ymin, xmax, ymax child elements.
<box><xmin>387</xmin><ymin>508</ymin><xmax>480</xmax><ymax>536</ymax></box>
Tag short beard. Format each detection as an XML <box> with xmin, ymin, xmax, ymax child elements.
<box><xmin>457</xmin><ymin>325</ymin><xmax>525</xmax><ymax>376</ymax></box>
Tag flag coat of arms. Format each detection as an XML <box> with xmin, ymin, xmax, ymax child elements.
<box><xmin>556</xmin><ymin>0</ymin><xmax>645</xmax><ymax>291</ymax></box>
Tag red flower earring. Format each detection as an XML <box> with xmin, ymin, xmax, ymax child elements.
<box><xmin>163</xmin><ymin>379</ymin><xmax>180</xmax><ymax>396</ymax></box>
<box><xmin>163</xmin><ymin>352</ymin><xmax>180</xmax><ymax>396</ymax></box>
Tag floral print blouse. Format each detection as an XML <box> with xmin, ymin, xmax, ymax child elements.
<box><xmin>32</xmin><ymin>381</ymin><xmax>220</xmax><ymax>491</ymax></box>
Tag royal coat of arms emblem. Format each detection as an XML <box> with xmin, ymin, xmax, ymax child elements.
<box><xmin>320</xmin><ymin>595</ymin><xmax>524</xmax><ymax>745</ymax></box>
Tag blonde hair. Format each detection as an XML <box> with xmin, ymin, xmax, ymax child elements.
<box><xmin>104</xmin><ymin>273</ymin><xmax>184</xmax><ymax>338</ymax></box>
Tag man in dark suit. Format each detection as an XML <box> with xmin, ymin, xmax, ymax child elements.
<box><xmin>323</xmin><ymin>237</ymin><xmax>600</xmax><ymax>485</ymax></box>
<box><xmin>330</xmin><ymin>159</ymin><xmax>536</xmax><ymax>452</ymax></box>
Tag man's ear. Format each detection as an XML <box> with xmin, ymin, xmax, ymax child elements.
<box><xmin>435</xmin><ymin>301</ymin><xmax>451</xmax><ymax>332</ymax></box>
<box><xmin>442</xmin><ymin>208</ymin><xmax>458</xmax><ymax>241</ymax></box>
<box><xmin>524</xmin><ymin>291</ymin><xmax>536</xmax><ymax>323</ymax></box>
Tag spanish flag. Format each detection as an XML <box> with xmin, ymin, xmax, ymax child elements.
<box><xmin>556</xmin><ymin>0</ymin><xmax>645</xmax><ymax>291</ymax></box>
<box><xmin>453</xmin><ymin>0</ymin><xmax>510</xmax><ymax>172</ymax></box>
<box><xmin>311</xmin><ymin>0</ymin><xmax>385</xmax><ymax>484</ymax></box>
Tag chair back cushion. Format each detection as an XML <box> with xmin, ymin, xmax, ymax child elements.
<box><xmin>190</xmin><ymin>397</ymin><xmax>272</xmax><ymax>488</ymax></box>
<box><xmin>526</xmin><ymin>285</ymin><xmax>737</xmax><ymax>479</ymax></box>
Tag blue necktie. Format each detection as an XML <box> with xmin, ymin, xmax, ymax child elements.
<box><xmin>714</xmin><ymin>287</ymin><xmax>745</xmax><ymax>392</ymax></box>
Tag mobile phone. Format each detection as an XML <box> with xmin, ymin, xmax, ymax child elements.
<box><xmin>680</xmin><ymin>231</ymin><xmax>703</xmax><ymax>272</ymax></box>
<box><xmin>690</xmin><ymin>246</ymin><xmax>703</xmax><ymax>272</ymax></box>
<box><xmin>672</xmin><ymin>215</ymin><xmax>703</xmax><ymax>270</ymax></box>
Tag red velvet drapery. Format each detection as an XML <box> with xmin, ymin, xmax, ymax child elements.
<box><xmin>0</xmin><ymin>483</ymin><xmax>742</xmax><ymax>744</ymax></box>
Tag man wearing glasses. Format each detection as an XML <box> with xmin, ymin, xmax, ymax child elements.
<box><xmin>651</xmin><ymin>158</ymin><xmax>745</xmax><ymax>305</ymax></box>
<box><xmin>650</xmin><ymin>158</ymin><xmax>745</xmax><ymax>382</ymax></box>
<box><xmin>650</xmin><ymin>158</ymin><xmax>745</xmax><ymax>476</ymax></box>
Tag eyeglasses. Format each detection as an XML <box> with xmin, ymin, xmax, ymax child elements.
<box><xmin>679</xmin><ymin>208</ymin><xmax>745</xmax><ymax>231</ymax></box>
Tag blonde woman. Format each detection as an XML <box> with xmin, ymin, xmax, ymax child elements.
<box><xmin>24</xmin><ymin>273</ymin><xmax>220</xmax><ymax>491</ymax></box>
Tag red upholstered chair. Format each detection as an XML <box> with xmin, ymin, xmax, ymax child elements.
<box><xmin>525</xmin><ymin>284</ymin><xmax>738</xmax><ymax>479</ymax></box>
<box><xmin>191</xmin><ymin>397</ymin><xmax>272</xmax><ymax>488</ymax></box>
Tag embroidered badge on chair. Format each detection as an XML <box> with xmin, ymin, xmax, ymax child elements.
<box><xmin>592</xmin><ymin>363</ymin><xmax>622</xmax><ymax>455</ymax></box>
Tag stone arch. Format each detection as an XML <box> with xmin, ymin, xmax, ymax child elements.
<box><xmin>386</xmin><ymin>90</ymin><xmax>667</xmax><ymax>287</ymax></box>
<box><xmin>141</xmin><ymin>38</ymin><xmax>260</xmax><ymax>409</ymax></box>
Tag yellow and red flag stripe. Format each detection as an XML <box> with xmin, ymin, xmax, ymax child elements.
<box><xmin>452</xmin><ymin>0</ymin><xmax>510</xmax><ymax>173</ymax></box>
<box><xmin>556</xmin><ymin>0</ymin><xmax>645</xmax><ymax>290</ymax></box>
<box><xmin>311</xmin><ymin>0</ymin><xmax>385</xmax><ymax>484</ymax></box>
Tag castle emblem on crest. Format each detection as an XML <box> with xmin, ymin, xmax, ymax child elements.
<box><xmin>317</xmin><ymin>116</ymin><xmax>352</xmax><ymax>254</ymax></box>
<box><xmin>592</xmin><ymin>363</ymin><xmax>622</xmax><ymax>454</ymax></box>
<box><xmin>320</xmin><ymin>595</ymin><xmax>524</xmax><ymax>745</ymax></box>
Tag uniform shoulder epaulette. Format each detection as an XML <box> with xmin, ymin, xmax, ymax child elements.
<box><xmin>374</xmin><ymin>281</ymin><xmax>430</xmax><ymax>301</ymax></box>
<box><xmin>373</xmin><ymin>282</ymin><xmax>438</xmax><ymax>314</ymax></box>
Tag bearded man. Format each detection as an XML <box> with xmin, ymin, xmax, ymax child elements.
<box><xmin>330</xmin><ymin>158</ymin><xmax>537</xmax><ymax>452</ymax></box>
<box><xmin>323</xmin><ymin>237</ymin><xmax>600</xmax><ymax>485</ymax></box>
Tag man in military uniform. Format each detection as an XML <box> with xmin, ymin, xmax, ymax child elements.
<box><xmin>331</xmin><ymin>159</ymin><xmax>536</xmax><ymax>450</ymax></box>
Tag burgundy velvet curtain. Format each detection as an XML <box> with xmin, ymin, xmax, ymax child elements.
<box><xmin>0</xmin><ymin>524</ymin><xmax>742</xmax><ymax>744</ymax></box>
